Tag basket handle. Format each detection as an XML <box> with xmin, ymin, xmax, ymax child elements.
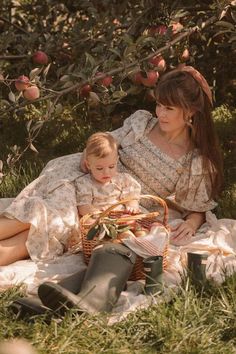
<box><xmin>95</xmin><ymin>194</ymin><xmax>168</xmax><ymax>226</ymax></box>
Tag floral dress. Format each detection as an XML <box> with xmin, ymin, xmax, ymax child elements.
<box><xmin>75</xmin><ymin>173</ymin><xmax>141</xmax><ymax>210</ymax></box>
<box><xmin>2</xmin><ymin>110</ymin><xmax>217</xmax><ymax>261</ymax></box>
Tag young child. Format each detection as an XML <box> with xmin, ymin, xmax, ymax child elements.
<box><xmin>75</xmin><ymin>132</ymin><xmax>141</xmax><ymax>217</ymax></box>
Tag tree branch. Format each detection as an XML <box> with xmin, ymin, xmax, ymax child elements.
<box><xmin>0</xmin><ymin>14</ymin><xmax>218</xmax><ymax>116</ymax></box>
<box><xmin>0</xmin><ymin>16</ymin><xmax>29</xmax><ymax>35</ymax></box>
<box><xmin>0</xmin><ymin>54</ymin><xmax>29</xmax><ymax>60</ymax></box>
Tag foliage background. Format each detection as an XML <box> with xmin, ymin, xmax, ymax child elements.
<box><xmin>0</xmin><ymin>2</ymin><xmax>235</xmax><ymax>199</ymax></box>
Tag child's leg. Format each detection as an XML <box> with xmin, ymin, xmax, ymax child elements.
<box><xmin>0</xmin><ymin>229</ymin><xmax>29</xmax><ymax>266</ymax></box>
<box><xmin>0</xmin><ymin>216</ymin><xmax>30</xmax><ymax>240</ymax></box>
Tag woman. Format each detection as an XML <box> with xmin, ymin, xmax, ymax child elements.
<box><xmin>0</xmin><ymin>66</ymin><xmax>222</xmax><ymax>265</ymax></box>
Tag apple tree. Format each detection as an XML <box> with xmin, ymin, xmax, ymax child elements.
<box><xmin>0</xmin><ymin>0</ymin><xmax>235</xmax><ymax>185</ymax></box>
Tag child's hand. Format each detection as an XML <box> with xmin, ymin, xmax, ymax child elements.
<box><xmin>126</xmin><ymin>203</ymin><xmax>140</xmax><ymax>214</ymax></box>
<box><xmin>170</xmin><ymin>220</ymin><xmax>196</xmax><ymax>246</ymax></box>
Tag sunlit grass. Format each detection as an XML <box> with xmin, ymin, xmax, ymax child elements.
<box><xmin>0</xmin><ymin>275</ymin><xmax>236</xmax><ymax>353</ymax></box>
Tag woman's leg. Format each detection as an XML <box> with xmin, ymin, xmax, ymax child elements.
<box><xmin>0</xmin><ymin>229</ymin><xmax>29</xmax><ymax>266</ymax></box>
<box><xmin>0</xmin><ymin>216</ymin><xmax>30</xmax><ymax>240</ymax></box>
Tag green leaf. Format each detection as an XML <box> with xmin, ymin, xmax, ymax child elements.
<box><xmin>103</xmin><ymin>223</ymin><xmax>110</xmax><ymax>236</ymax></box>
<box><xmin>109</xmin><ymin>48</ymin><xmax>121</xmax><ymax>58</ymax></box>
<box><xmin>29</xmin><ymin>67</ymin><xmax>43</xmax><ymax>80</ymax></box>
<box><xmin>29</xmin><ymin>143</ymin><xmax>39</xmax><ymax>153</ymax></box>
<box><xmin>61</xmin><ymin>81</ymin><xmax>75</xmax><ymax>89</ymax></box>
<box><xmin>215</xmin><ymin>21</ymin><xmax>235</xmax><ymax>30</ymax></box>
<box><xmin>8</xmin><ymin>92</ymin><xmax>16</xmax><ymax>103</ymax></box>
<box><xmin>85</xmin><ymin>52</ymin><xmax>96</xmax><ymax>67</ymax></box>
<box><xmin>108</xmin><ymin>224</ymin><xmax>117</xmax><ymax>239</ymax></box>
<box><xmin>117</xmin><ymin>225</ymin><xmax>130</xmax><ymax>233</ymax></box>
<box><xmin>112</xmin><ymin>90</ymin><xmax>127</xmax><ymax>99</ymax></box>
<box><xmin>60</xmin><ymin>75</ymin><xmax>71</xmax><ymax>82</ymax></box>
<box><xmin>87</xmin><ymin>225</ymin><xmax>99</xmax><ymax>240</ymax></box>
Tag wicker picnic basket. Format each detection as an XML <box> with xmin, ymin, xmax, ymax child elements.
<box><xmin>80</xmin><ymin>194</ymin><xmax>170</xmax><ymax>281</ymax></box>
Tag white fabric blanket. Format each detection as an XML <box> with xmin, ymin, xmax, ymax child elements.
<box><xmin>0</xmin><ymin>198</ymin><xmax>236</xmax><ymax>323</ymax></box>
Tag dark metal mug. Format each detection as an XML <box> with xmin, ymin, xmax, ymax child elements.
<box><xmin>187</xmin><ymin>252</ymin><xmax>208</xmax><ymax>284</ymax></box>
<box><xmin>143</xmin><ymin>256</ymin><xmax>163</xmax><ymax>295</ymax></box>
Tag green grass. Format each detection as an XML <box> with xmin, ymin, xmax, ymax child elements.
<box><xmin>0</xmin><ymin>161</ymin><xmax>44</xmax><ymax>198</ymax></box>
<box><xmin>0</xmin><ymin>275</ymin><xmax>236</xmax><ymax>353</ymax></box>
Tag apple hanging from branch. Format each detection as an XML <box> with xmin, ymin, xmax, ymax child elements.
<box><xmin>140</xmin><ymin>71</ymin><xmax>159</xmax><ymax>87</ymax></box>
<box><xmin>15</xmin><ymin>75</ymin><xmax>30</xmax><ymax>91</ymax></box>
<box><xmin>148</xmin><ymin>55</ymin><xmax>166</xmax><ymax>72</ymax></box>
<box><xmin>32</xmin><ymin>51</ymin><xmax>49</xmax><ymax>65</ymax></box>
<box><xmin>23</xmin><ymin>86</ymin><xmax>40</xmax><ymax>100</ymax></box>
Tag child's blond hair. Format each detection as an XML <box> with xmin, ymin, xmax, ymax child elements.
<box><xmin>85</xmin><ymin>132</ymin><xmax>118</xmax><ymax>159</ymax></box>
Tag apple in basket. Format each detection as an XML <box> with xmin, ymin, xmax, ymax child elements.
<box><xmin>134</xmin><ymin>228</ymin><xmax>149</xmax><ymax>237</ymax></box>
<box><xmin>117</xmin><ymin>230</ymin><xmax>134</xmax><ymax>240</ymax></box>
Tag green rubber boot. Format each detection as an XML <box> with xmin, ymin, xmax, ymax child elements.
<box><xmin>38</xmin><ymin>243</ymin><xmax>136</xmax><ymax>315</ymax></box>
<box><xmin>9</xmin><ymin>268</ymin><xmax>87</xmax><ymax>320</ymax></box>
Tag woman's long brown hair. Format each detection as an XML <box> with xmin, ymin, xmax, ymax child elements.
<box><xmin>155</xmin><ymin>69</ymin><xmax>223</xmax><ymax>199</ymax></box>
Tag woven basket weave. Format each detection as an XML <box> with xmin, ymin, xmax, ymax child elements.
<box><xmin>80</xmin><ymin>194</ymin><xmax>169</xmax><ymax>281</ymax></box>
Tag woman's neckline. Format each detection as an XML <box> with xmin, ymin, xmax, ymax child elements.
<box><xmin>144</xmin><ymin>118</ymin><xmax>193</xmax><ymax>162</ymax></box>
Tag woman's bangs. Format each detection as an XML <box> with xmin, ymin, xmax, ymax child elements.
<box><xmin>156</xmin><ymin>83</ymin><xmax>179</xmax><ymax>107</ymax></box>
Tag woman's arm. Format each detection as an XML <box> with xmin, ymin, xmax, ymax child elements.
<box><xmin>185</xmin><ymin>212</ymin><xmax>206</xmax><ymax>231</ymax></box>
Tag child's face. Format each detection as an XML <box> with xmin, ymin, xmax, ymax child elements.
<box><xmin>86</xmin><ymin>151</ymin><xmax>118</xmax><ymax>184</ymax></box>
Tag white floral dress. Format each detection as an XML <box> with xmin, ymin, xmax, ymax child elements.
<box><xmin>2</xmin><ymin>110</ymin><xmax>217</xmax><ymax>261</ymax></box>
<box><xmin>75</xmin><ymin>173</ymin><xmax>141</xmax><ymax>210</ymax></box>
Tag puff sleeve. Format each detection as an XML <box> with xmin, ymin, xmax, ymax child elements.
<box><xmin>75</xmin><ymin>175</ymin><xmax>93</xmax><ymax>206</ymax></box>
<box><xmin>119</xmin><ymin>173</ymin><xmax>141</xmax><ymax>200</ymax></box>
<box><xmin>174</xmin><ymin>154</ymin><xmax>217</xmax><ymax>212</ymax></box>
<box><xmin>110</xmin><ymin>110</ymin><xmax>153</xmax><ymax>146</ymax></box>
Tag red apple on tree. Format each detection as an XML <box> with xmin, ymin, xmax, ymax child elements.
<box><xmin>96</xmin><ymin>72</ymin><xmax>113</xmax><ymax>87</ymax></box>
<box><xmin>80</xmin><ymin>84</ymin><xmax>92</xmax><ymax>98</ymax></box>
<box><xmin>149</xmin><ymin>55</ymin><xmax>166</xmax><ymax>71</ymax></box>
<box><xmin>32</xmin><ymin>51</ymin><xmax>49</xmax><ymax>65</ymax></box>
<box><xmin>15</xmin><ymin>75</ymin><xmax>30</xmax><ymax>91</ymax></box>
<box><xmin>100</xmin><ymin>76</ymin><xmax>113</xmax><ymax>87</ymax></box>
<box><xmin>147</xmin><ymin>25</ymin><xmax>167</xmax><ymax>36</ymax></box>
<box><xmin>130</xmin><ymin>71</ymin><xmax>143</xmax><ymax>85</ymax></box>
<box><xmin>23</xmin><ymin>86</ymin><xmax>40</xmax><ymax>100</ymax></box>
<box><xmin>141</xmin><ymin>71</ymin><xmax>159</xmax><ymax>87</ymax></box>
<box><xmin>181</xmin><ymin>48</ymin><xmax>190</xmax><ymax>61</ymax></box>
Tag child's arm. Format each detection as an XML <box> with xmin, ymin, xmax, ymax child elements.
<box><xmin>120</xmin><ymin>173</ymin><xmax>141</xmax><ymax>212</ymax></box>
<box><xmin>78</xmin><ymin>204</ymin><xmax>100</xmax><ymax>217</ymax></box>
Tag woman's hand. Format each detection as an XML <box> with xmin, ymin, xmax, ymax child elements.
<box><xmin>170</xmin><ymin>212</ymin><xmax>205</xmax><ymax>246</ymax></box>
<box><xmin>80</xmin><ymin>149</ymin><xmax>89</xmax><ymax>173</ymax></box>
<box><xmin>170</xmin><ymin>219</ymin><xmax>196</xmax><ymax>246</ymax></box>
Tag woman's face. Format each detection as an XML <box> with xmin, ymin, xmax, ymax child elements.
<box><xmin>155</xmin><ymin>102</ymin><xmax>188</xmax><ymax>134</ymax></box>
